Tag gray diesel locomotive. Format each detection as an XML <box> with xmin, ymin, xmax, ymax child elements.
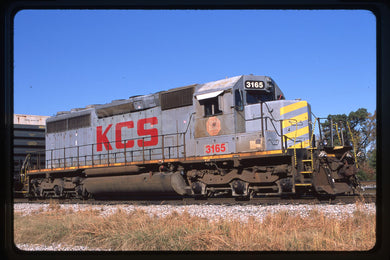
<box><xmin>21</xmin><ymin>75</ymin><xmax>360</xmax><ymax>199</ymax></box>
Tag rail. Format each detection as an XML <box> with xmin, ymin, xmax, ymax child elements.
<box><xmin>28</xmin><ymin>131</ymin><xmax>189</xmax><ymax>171</ymax></box>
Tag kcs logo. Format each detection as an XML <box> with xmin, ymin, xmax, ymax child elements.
<box><xmin>96</xmin><ymin>117</ymin><xmax>158</xmax><ymax>152</ymax></box>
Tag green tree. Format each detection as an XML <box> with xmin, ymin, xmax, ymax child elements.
<box><xmin>365</xmin><ymin>110</ymin><xmax>377</xmax><ymax>153</ymax></box>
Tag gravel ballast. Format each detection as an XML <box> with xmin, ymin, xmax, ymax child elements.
<box><xmin>14</xmin><ymin>202</ymin><xmax>376</xmax><ymax>221</ymax></box>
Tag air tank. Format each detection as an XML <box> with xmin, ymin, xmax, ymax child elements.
<box><xmin>82</xmin><ymin>171</ymin><xmax>188</xmax><ymax>198</ymax></box>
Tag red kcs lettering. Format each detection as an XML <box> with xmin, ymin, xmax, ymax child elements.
<box><xmin>96</xmin><ymin>124</ymin><xmax>113</xmax><ymax>152</ymax></box>
<box><xmin>115</xmin><ymin>121</ymin><xmax>134</xmax><ymax>149</ymax></box>
<box><xmin>96</xmin><ymin>117</ymin><xmax>158</xmax><ymax>152</ymax></box>
<box><xmin>137</xmin><ymin>117</ymin><xmax>158</xmax><ymax>147</ymax></box>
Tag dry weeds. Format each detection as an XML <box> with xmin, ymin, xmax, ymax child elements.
<box><xmin>14</xmin><ymin>201</ymin><xmax>376</xmax><ymax>251</ymax></box>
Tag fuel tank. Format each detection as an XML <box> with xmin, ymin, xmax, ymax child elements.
<box><xmin>82</xmin><ymin>171</ymin><xmax>188</xmax><ymax>197</ymax></box>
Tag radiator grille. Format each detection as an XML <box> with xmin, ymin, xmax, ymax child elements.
<box><xmin>47</xmin><ymin>114</ymin><xmax>91</xmax><ymax>133</ymax></box>
<box><xmin>68</xmin><ymin>114</ymin><xmax>91</xmax><ymax>130</ymax></box>
<box><xmin>46</xmin><ymin>119</ymin><xmax>67</xmax><ymax>133</ymax></box>
<box><xmin>160</xmin><ymin>86</ymin><xmax>194</xmax><ymax>110</ymax></box>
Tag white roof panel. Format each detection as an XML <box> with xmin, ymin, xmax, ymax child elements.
<box><xmin>194</xmin><ymin>76</ymin><xmax>242</xmax><ymax>96</ymax></box>
<box><xmin>195</xmin><ymin>90</ymin><xmax>224</xmax><ymax>100</ymax></box>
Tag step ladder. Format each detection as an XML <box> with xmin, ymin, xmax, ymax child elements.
<box><xmin>296</xmin><ymin>150</ymin><xmax>314</xmax><ymax>187</ymax></box>
<box><xmin>295</xmin><ymin>118</ymin><xmax>317</xmax><ymax>187</ymax></box>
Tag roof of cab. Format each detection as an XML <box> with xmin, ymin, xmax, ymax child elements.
<box><xmin>194</xmin><ymin>75</ymin><xmax>242</xmax><ymax>96</ymax></box>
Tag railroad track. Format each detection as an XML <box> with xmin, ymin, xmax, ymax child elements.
<box><xmin>13</xmin><ymin>192</ymin><xmax>376</xmax><ymax>206</ymax></box>
<box><xmin>13</xmin><ymin>181</ymin><xmax>376</xmax><ymax>205</ymax></box>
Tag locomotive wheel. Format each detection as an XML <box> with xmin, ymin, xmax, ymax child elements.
<box><xmin>53</xmin><ymin>185</ymin><xmax>63</xmax><ymax>197</ymax></box>
<box><xmin>230</xmin><ymin>179</ymin><xmax>249</xmax><ymax>197</ymax></box>
<box><xmin>191</xmin><ymin>181</ymin><xmax>207</xmax><ymax>196</ymax></box>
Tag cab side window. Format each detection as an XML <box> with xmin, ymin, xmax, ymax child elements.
<box><xmin>235</xmin><ymin>89</ymin><xmax>243</xmax><ymax>111</ymax></box>
<box><xmin>202</xmin><ymin>97</ymin><xmax>222</xmax><ymax>117</ymax></box>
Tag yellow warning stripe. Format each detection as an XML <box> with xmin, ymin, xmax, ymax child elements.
<box><xmin>284</xmin><ymin>126</ymin><xmax>309</xmax><ymax>140</ymax></box>
<box><xmin>282</xmin><ymin>112</ymin><xmax>308</xmax><ymax>128</ymax></box>
<box><xmin>280</xmin><ymin>101</ymin><xmax>307</xmax><ymax>116</ymax></box>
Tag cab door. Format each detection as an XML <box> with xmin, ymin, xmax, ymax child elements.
<box><xmin>234</xmin><ymin>89</ymin><xmax>245</xmax><ymax>134</ymax></box>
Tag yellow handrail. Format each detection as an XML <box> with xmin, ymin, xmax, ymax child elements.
<box><xmin>292</xmin><ymin>120</ymin><xmax>298</xmax><ymax>166</ymax></box>
<box><xmin>335</xmin><ymin>122</ymin><xmax>342</xmax><ymax>146</ymax></box>
<box><xmin>346</xmin><ymin>121</ymin><xmax>358</xmax><ymax>168</ymax></box>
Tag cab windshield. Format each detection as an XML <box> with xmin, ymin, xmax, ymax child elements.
<box><xmin>246</xmin><ymin>90</ymin><xmax>274</xmax><ymax>104</ymax></box>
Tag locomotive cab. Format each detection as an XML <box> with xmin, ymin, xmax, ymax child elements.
<box><xmin>193</xmin><ymin>75</ymin><xmax>293</xmax><ymax>156</ymax></box>
<box><xmin>236</xmin><ymin>76</ymin><xmax>312</xmax><ymax>152</ymax></box>
<box><xmin>239</xmin><ymin>76</ymin><xmax>298</xmax><ymax>152</ymax></box>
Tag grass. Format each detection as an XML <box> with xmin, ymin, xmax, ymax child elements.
<box><xmin>14</xmin><ymin>202</ymin><xmax>376</xmax><ymax>251</ymax></box>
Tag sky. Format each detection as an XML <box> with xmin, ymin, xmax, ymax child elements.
<box><xmin>13</xmin><ymin>9</ymin><xmax>376</xmax><ymax>119</ymax></box>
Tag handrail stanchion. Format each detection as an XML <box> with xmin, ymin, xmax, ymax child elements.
<box><xmin>330</xmin><ymin>118</ymin><xmax>334</xmax><ymax>147</ymax></box>
<box><xmin>280</xmin><ymin>120</ymin><xmax>284</xmax><ymax>152</ymax></box>
<box><xmin>107</xmin><ymin>141</ymin><xmax>110</xmax><ymax>166</ymax></box>
<box><xmin>318</xmin><ymin>118</ymin><xmax>322</xmax><ymax>143</ymax></box>
<box><xmin>284</xmin><ymin>136</ymin><xmax>287</xmax><ymax>151</ymax></box>
<box><xmin>162</xmin><ymin>135</ymin><xmax>165</xmax><ymax>160</ymax></box>
<box><xmin>183</xmin><ymin>133</ymin><xmax>186</xmax><ymax>159</ymax></box>
<box><xmin>63</xmin><ymin>147</ymin><xmax>66</xmax><ymax>169</ymax></box>
<box><xmin>124</xmin><ymin>139</ymin><xmax>127</xmax><ymax>165</ymax></box>
<box><xmin>142</xmin><ymin>137</ymin><xmax>145</xmax><ymax>164</ymax></box>
<box><xmin>340</xmin><ymin>121</ymin><xmax>345</xmax><ymax>146</ymax></box>
<box><xmin>176</xmin><ymin>133</ymin><xmax>179</xmax><ymax>159</ymax></box>
<box><xmin>92</xmin><ymin>143</ymin><xmax>94</xmax><ymax>167</ymax></box>
<box><xmin>346</xmin><ymin>121</ymin><xmax>358</xmax><ymax>168</ymax></box>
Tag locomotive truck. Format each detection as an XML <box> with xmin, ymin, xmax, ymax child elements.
<box><xmin>20</xmin><ymin>75</ymin><xmax>360</xmax><ymax>199</ymax></box>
